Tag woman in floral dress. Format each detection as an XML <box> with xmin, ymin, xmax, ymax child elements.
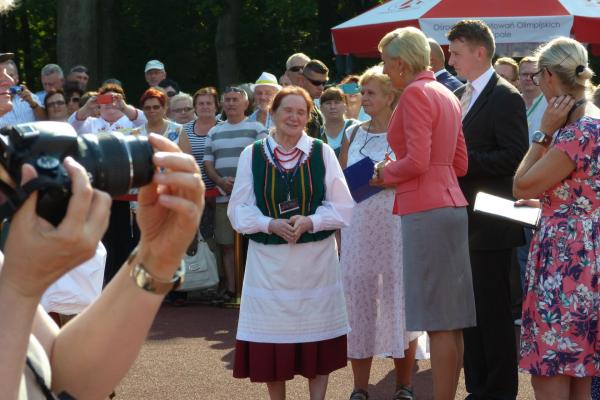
<box><xmin>513</xmin><ymin>37</ymin><xmax>600</xmax><ymax>398</ymax></box>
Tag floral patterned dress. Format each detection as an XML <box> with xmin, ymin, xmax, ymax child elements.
<box><xmin>520</xmin><ymin>116</ymin><xmax>600</xmax><ymax>377</ymax></box>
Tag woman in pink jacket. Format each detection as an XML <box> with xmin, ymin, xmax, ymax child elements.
<box><xmin>375</xmin><ymin>27</ymin><xmax>476</xmax><ymax>400</ymax></box>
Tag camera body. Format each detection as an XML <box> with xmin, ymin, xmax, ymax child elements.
<box><xmin>95</xmin><ymin>93</ymin><xmax>114</xmax><ymax>105</ymax></box>
<box><xmin>0</xmin><ymin>122</ymin><xmax>154</xmax><ymax>225</ymax></box>
<box><xmin>9</xmin><ymin>85</ymin><xmax>23</xmax><ymax>95</ymax></box>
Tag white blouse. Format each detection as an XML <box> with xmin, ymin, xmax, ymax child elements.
<box><xmin>228</xmin><ymin>133</ymin><xmax>354</xmax><ymax>233</ymax></box>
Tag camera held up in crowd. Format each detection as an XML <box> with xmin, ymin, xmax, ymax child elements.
<box><xmin>0</xmin><ymin>122</ymin><xmax>154</xmax><ymax>225</ymax></box>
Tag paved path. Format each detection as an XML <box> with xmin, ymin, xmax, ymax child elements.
<box><xmin>116</xmin><ymin>304</ymin><xmax>535</xmax><ymax>399</ymax></box>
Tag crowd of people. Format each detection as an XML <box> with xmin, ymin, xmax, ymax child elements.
<box><xmin>2</xmin><ymin>6</ymin><xmax>600</xmax><ymax>399</ymax></box>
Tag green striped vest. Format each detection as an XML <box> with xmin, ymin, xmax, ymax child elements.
<box><xmin>248</xmin><ymin>138</ymin><xmax>335</xmax><ymax>245</ymax></box>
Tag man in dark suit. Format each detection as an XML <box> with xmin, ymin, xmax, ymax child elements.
<box><xmin>428</xmin><ymin>37</ymin><xmax>463</xmax><ymax>91</ymax></box>
<box><xmin>448</xmin><ymin>20</ymin><xmax>528</xmax><ymax>400</ymax></box>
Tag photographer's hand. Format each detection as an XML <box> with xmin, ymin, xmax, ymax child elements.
<box><xmin>0</xmin><ymin>158</ymin><xmax>110</xmax><ymax>398</ymax></box>
<box><xmin>135</xmin><ymin>133</ymin><xmax>204</xmax><ymax>279</ymax></box>
<box><xmin>1</xmin><ymin>158</ymin><xmax>111</xmax><ymax>298</ymax></box>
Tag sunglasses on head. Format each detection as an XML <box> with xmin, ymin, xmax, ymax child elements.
<box><xmin>288</xmin><ymin>66</ymin><xmax>303</xmax><ymax>73</ymax></box>
<box><xmin>224</xmin><ymin>86</ymin><xmax>245</xmax><ymax>94</ymax></box>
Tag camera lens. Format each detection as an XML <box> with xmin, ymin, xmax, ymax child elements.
<box><xmin>78</xmin><ymin>132</ymin><xmax>154</xmax><ymax>196</ymax></box>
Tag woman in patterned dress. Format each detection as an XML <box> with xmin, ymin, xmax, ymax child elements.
<box><xmin>339</xmin><ymin>66</ymin><xmax>419</xmax><ymax>400</ymax></box>
<box><xmin>513</xmin><ymin>37</ymin><xmax>600</xmax><ymax>399</ymax></box>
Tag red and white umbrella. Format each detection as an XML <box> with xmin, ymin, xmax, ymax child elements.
<box><xmin>331</xmin><ymin>0</ymin><xmax>600</xmax><ymax>57</ymax></box>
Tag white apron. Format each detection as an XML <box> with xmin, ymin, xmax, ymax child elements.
<box><xmin>236</xmin><ymin>235</ymin><xmax>350</xmax><ymax>343</ymax></box>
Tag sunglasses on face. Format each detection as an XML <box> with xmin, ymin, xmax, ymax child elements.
<box><xmin>69</xmin><ymin>97</ymin><xmax>81</xmax><ymax>103</ymax></box>
<box><xmin>288</xmin><ymin>66</ymin><xmax>303</xmax><ymax>73</ymax></box>
<box><xmin>532</xmin><ymin>68</ymin><xmax>551</xmax><ymax>86</ymax></box>
<box><xmin>304</xmin><ymin>76</ymin><xmax>327</xmax><ymax>87</ymax></box>
<box><xmin>224</xmin><ymin>86</ymin><xmax>245</xmax><ymax>94</ymax></box>
<box><xmin>47</xmin><ymin>100</ymin><xmax>66</xmax><ymax>108</ymax></box>
<box><xmin>166</xmin><ymin>91</ymin><xmax>176</xmax><ymax>97</ymax></box>
<box><xmin>173</xmin><ymin>107</ymin><xmax>193</xmax><ymax>114</ymax></box>
<box><xmin>143</xmin><ymin>104</ymin><xmax>162</xmax><ymax>111</ymax></box>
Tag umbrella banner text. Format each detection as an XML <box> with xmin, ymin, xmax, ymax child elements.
<box><xmin>421</xmin><ymin>16</ymin><xmax>573</xmax><ymax>44</ymax></box>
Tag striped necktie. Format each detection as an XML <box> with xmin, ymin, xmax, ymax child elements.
<box><xmin>460</xmin><ymin>83</ymin><xmax>473</xmax><ymax>119</ymax></box>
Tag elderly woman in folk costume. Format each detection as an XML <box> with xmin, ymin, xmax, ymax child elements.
<box><xmin>228</xmin><ymin>86</ymin><xmax>354</xmax><ymax>400</ymax></box>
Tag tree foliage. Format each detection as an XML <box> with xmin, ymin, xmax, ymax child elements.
<box><xmin>14</xmin><ymin>1</ymin><xmax>600</xmax><ymax>105</ymax></box>
<box><xmin>1</xmin><ymin>0</ymin><xmax>382</xmax><ymax>100</ymax></box>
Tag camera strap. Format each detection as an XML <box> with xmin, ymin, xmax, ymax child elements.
<box><xmin>0</xmin><ymin>175</ymin><xmax>63</xmax><ymax>222</ymax></box>
<box><xmin>26</xmin><ymin>357</ymin><xmax>75</xmax><ymax>400</ymax></box>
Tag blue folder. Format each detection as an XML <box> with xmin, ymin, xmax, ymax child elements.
<box><xmin>343</xmin><ymin>157</ymin><xmax>383</xmax><ymax>203</ymax></box>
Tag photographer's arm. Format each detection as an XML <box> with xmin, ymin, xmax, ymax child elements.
<box><xmin>0</xmin><ymin>262</ymin><xmax>42</xmax><ymax>400</ymax></box>
<box><xmin>46</xmin><ymin>134</ymin><xmax>203</xmax><ymax>399</ymax></box>
<box><xmin>0</xmin><ymin>159</ymin><xmax>109</xmax><ymax>400</ymax></box>
<box><xmin>19</xmin><ymin>87</ymin><xmax>46</xmax><ymax>121</ymax></box>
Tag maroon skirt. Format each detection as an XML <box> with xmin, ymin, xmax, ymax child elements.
<box><xmin>233</xmin><ymin>335</ymin><xmax>347</xmax><ymax>382</ymax></box>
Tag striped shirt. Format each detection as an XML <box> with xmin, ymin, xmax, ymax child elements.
<box><xmin>184</xmin><ymin>120</ymin><xmax>215</xmax><ymax>189</ymax></box>
<box><xmin>204</xmin><ymin>119</ymin><xmax>268</xmax><ymax>202</ymax></box>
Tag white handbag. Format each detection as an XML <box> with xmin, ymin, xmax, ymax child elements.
<box><xmin>177</xmin><ymin>231</ymin><xmax>219</xmax><ymax>291</ymax></box>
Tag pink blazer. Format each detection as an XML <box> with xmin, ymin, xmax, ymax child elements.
<box><xmin>383</xmin><ymin>71</ymin><xmax>468</xmax><ymax>216</ymax></box>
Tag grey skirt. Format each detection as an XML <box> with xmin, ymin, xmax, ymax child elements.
<box><xmin>401</xmin><ymin>207</ymin><xmax>476</xmax><ymax>331</ymax></box>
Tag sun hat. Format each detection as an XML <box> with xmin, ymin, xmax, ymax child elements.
<box><xmin>252</xmin><ymin>71</ymin><xmax>282</xmax><ymax>92</ymax></box>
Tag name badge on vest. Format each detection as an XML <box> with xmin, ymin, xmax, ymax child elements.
<box><xmin>278</xmin><ymin>196</ymin><xmax>299</xmax><ymax>214</ymax></box>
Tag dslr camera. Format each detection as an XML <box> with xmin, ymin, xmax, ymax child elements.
<box><xmin>0</xmin><ymin>122</ymin><xmax>154</xmax><ymax>225</ymax></box>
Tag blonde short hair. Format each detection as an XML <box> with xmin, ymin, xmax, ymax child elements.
<box><xmin>535</xmin><ymin>36</ymin><xmax>594</xmax><ymax>90</ymax></box>
<box><xmin>359</xmin><ymin>65</ymin><xmax>401</xmax><ymax>106</ymax></box>
<box><xmin>494</xmin><ymin>57</ymin><xmax>518</xmax><ymax>80</ymax></box>
<box><xmin>519</xmin><ymin>56</ymin><xmax>537</xmax><ymax>67</ymax></box>
<box><xmin>378</xmin><ymin>27</ymin><xmax>430</xmax><ymax>74</ymax></box>
<box><xmin>169</xmin><ymin>92</ymin><xmax>193</xmax><ymax>108</ymax></box>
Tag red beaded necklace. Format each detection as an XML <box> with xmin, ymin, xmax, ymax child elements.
<box><xmin>274</xmin><ymin>146</ymin><xmax>302</xmax><ymax>169</ymax></box>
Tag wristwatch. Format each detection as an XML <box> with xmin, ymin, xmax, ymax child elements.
<box><xmin>531</xmin><ymin>130</ymin><xmax>552</xmax><ymax>147</ymax></box>
<box><xmin>129</xmin><ymin>248</ymin><xmax>185</xmax><ymax>294</ymax></box>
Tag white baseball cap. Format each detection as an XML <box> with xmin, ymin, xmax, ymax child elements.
<box><xmin>144</xmin><ymin>59</ymin><xmax>165</xmax><ymax>73</ymax></box>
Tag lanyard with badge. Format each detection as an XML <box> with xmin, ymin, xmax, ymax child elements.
<box><xmin>265</xmin><ymin>139</ymin><xmax>302</xmax><ymax>215</ymax></box>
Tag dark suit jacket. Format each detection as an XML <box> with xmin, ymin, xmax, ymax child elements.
<box><xmin>436</xmin><ymin>69</ymin><xmax>463</xmax><ymax>92</ymax></box>
<box><xmin>456</xmin><ymin>73</ymin><xmax>528</xmax><ymax>251</ymax></box>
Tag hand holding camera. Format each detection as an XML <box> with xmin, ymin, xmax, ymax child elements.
<box><xmin>1</xmin><ymin>157</ymin><xmax>111</xmax><ymax>299</ymax></box>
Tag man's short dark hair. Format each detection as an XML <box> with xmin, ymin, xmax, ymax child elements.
<box><xmin>447</xmin><ymin>20</ymin><xmax>496</xmax><ymax>60</ymax></box>
<box><xmin>304</xmin><ymin>59</ymin><xmax>329</xmax><ymax>75</ymax></box>
<box><xmin>158</xmin><ymin>78</ymin><xmax>180</xmax><ymax>93</ymax></box>
<box><xmin>70</xmin><ymin>65</ymin><xmax>88</xmax><ymax>74</ymax></box>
